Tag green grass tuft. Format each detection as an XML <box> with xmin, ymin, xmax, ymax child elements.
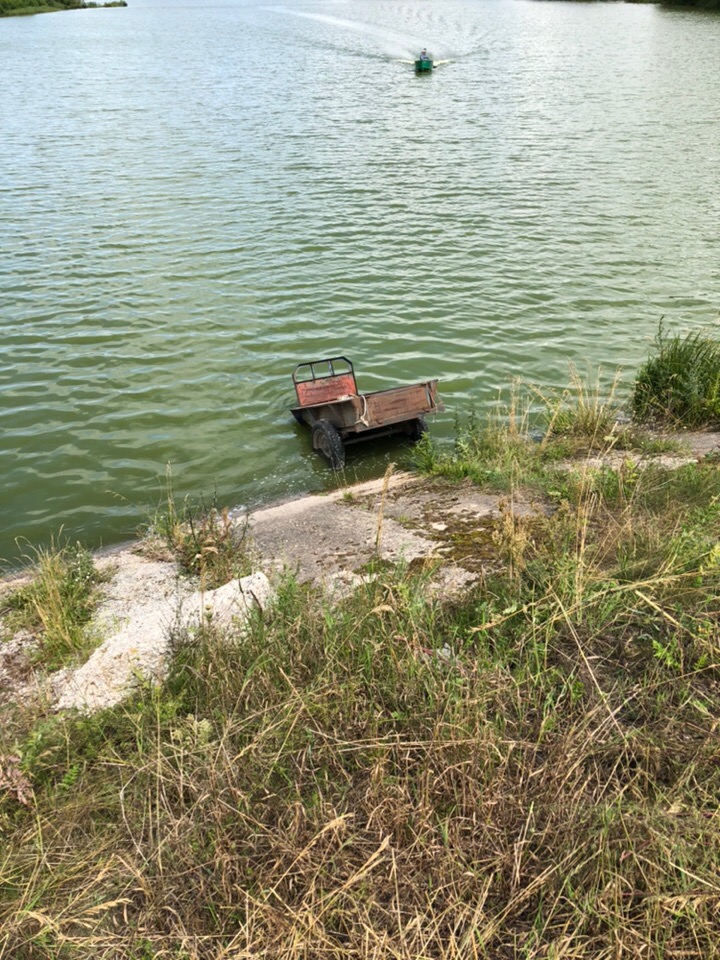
<box><xmin>632</xmin><ymin>326</ymin><xmax>720</xmax><ymax>428</ymax></box>
<box><xmin>1</xmin><ymin>541</ymin><xmax>108</xmax><ymax>669</ymax></box>
<box><xmin>144</xmin><ymin>468</ymin><xmax>252</xmax><ymax>590</ymax></box>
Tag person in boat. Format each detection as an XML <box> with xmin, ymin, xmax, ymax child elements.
<box><xmin>419</xmin><ymin>48</ymin><xmax>430</xmax><ymax>61</ymax></box>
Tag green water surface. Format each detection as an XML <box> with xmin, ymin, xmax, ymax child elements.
<box><xmin>1</xmin><ymin>0</ymin><xmax>719</xmax><ymax>563</ymax></box>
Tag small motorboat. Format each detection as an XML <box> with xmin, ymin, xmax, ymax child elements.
<box><xmin>415</xmin><ymin>50</ymin><xmax>433</xmax><ymax>73</ymax></box>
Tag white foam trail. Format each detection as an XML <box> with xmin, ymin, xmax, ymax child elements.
<box><xmin>400</xmin><ymin>59</ymin><xmax>453</xmax><ymax>67</ymax></box>
<box><xmin>266</xmin><ymin>5</ymin><xmax>426</xmax><ymax>60</ymax></box>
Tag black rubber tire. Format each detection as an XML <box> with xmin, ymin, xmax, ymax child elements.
<box><xmin>406</xmin><ymin>417</ymin><xmax>428</xmax><ymax>442</ymax></box>
<box><xmin>312</xmin><ymin>419</ymin><xmax>346</xmax><ymax>470</ymax></box>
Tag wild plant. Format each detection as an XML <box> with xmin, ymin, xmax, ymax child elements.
<box><xmin>1</xmin><ymin>540</ymin><xmax>107</xmax><ymax>668</ymax></box>
<box><xmin>538</xmin><ymin>365</ymin><xmax>623</xmax><ymax>448</ymax></box>
<box><xmin>632</xmin><ymin>324</ymin><xmax>720</xmax><ymax>427</ymax></box>
<box><xmin>148</xmin><ymin>466</ymin><xmax>251</xmax><ymax>589</ymax></box>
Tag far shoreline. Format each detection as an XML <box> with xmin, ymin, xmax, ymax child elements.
<box><xmin>0</xmin><ymin>0</ymin><xmax>126</xmax><ymax>17</ymax></box>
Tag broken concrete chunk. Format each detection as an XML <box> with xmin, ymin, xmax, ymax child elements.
<box><xmin>187</xmin><ymin>572</ymin><xmax>272</xmax><ymax>628</ymax></box>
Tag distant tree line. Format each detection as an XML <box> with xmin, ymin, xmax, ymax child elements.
<box><xmin>0</xmin><ymin>0</ymin><xmax>126</xmax><ymax>15</ymax></box>
<box><xmin>545</xmin><ymin>0</ymin><xmax>720</xmax><ymax>7</ymax></box>
<box><xmin>644</xmin><ymin>0</ymin><xmax>720</xmax><ymax>7</ymax></box>
<box><xmin>660</xmin><ymin>0</ymin><xmax>720</xmax><ymax>7</ymax></box>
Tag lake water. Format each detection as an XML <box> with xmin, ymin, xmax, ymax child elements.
<box><xmin>1</xmin><ymin>0</ymin><xmax>719</xmax><ymax>564</ymax></box>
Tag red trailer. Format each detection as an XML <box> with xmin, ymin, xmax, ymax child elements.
<box><xmin>291</xmin><ymin>357</ymin><xmax>443</xmax><ymax>469</ymax></box>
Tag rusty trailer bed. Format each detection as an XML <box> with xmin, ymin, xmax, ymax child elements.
<box><xmin>292</xmin><ymin>381</ymin><xmax>441</xmax><ymax>437</ymax></box>
<box><xmin>290</xmin><ymin>357</ymin><xmax>444</xmax><ymax>469</ymax></box>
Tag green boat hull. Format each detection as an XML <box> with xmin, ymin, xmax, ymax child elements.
<box><xmin>415</xmin><ymin>59</ymin><xmax>433</xmax><ymax>73</ymax></box>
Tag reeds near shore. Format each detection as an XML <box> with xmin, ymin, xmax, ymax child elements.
<box><xmin>632</xmin><ymin>327</ymin><xmax>720</xmax><ymax>428</ymax></box>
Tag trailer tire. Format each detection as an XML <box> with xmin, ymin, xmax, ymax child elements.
<box><xmin>406</xmin><ymin>417</ymin><xmax>428</xmax><ymax>442</ymax></box>
<box><xmin>312</xmin><ymin>420</ymin><xmax>345</xmax><ymax>470</ymax></box>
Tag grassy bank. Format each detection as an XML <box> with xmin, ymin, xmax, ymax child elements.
<box><xmin>2</xmin><ymin>339</ymin><xmax>720</xmax><ymax>958</ymax></box>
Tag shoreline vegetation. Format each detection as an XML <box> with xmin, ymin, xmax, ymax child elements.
<box><xmin>629</xmin><ymin>0</ymin><xmax>720</xmax><ymax>5</ymax></box>
<box><xmin>0</xmin><ymin>0</ymin><xmax>125</xmax><ymax>16</ymax></box>
<box><xmin>2</xmin><ymin>328</ymin><xmax>720</xmax><ymax>956</ymax></box>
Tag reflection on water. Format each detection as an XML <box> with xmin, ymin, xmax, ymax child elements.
<box><xmin>1</xmin><ymin>0</ymin><xmax>719</xmax><ymax>563</ymax></box>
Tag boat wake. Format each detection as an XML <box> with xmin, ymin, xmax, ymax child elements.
<box><xmin>399</xmin><ymin>58</ymin><xmax>453</xmax><ymax>67</ymax></box>
<box><xmin>267</xmin><ymin>5</ymin><xmax>424</xmax><ymax>60</ymax></box>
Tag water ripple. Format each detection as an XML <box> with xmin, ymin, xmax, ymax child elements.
<box><xmin>1</xmin><ymin>0</ymin><xmax>719</xmax><ymax>562</ymax></box>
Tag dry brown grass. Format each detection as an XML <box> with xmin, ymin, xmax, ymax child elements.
<box><xmin>2</xmin><ymin>522</ymin><xmax>720</xmax><ymax>959</ymax></box>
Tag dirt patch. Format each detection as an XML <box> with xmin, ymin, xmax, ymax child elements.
<box><xmin>249</xmin><ymin>472</ymin><xmax>546</xmax><ymax>588</ymax></box>
<box><xmin>669</xmin><ymin>430</ymin><xmax>720</xmax><ymax>459</ymax></box>
<box><xmin>561</xmin><ymin>430</ymin><xmax>720</xmax><ymax>473</ymax></box>
<box><xmin>248</xmin><ymin>474</ymin><xmax>430</xmax><ymax>583</ymax></box>
<box><xmin>0</xmin><ymin>631</ymin><xmax>39</xmax><ymax>702</ymax></box>
<box><xmin>54</xmin><ymin>568</ymin><xmax>271</xmax><ymax>714</ymax></box>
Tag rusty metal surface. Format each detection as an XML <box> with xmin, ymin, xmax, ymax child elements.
<box><xmin>291</xmin><ymin>397</ymin><xmax>359</xmax><ymax>429</ymax></box>
<box><xmin>295</xmin><ymin>373</ymin><xmax>357</xmax><ymax>407</ymax></box>
<box><xmin>291</xmin><ymin>364</ymin><xmax>444</xmax><ymax>437</ymax></box>
<box><xmin>361</xmin><ymin>381</ymin><xmax>442</xmax><ymax>429</ymax></box>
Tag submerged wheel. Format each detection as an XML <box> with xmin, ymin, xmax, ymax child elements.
<box><xmin>406</xmin><ymin>417</ymin><xmax>428</xmax><ymax>442</ymax></box>
<box><xmin>312</xmin><ymin>419</ymin><xmax>346</xmax><ymax>470</ymax></box>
